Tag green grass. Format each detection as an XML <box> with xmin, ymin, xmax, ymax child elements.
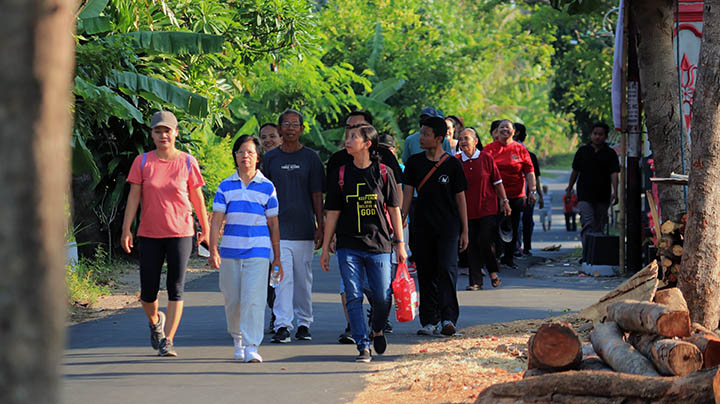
<box><xmin>542</xmin><ymin>152</ymin><xmax>574</xmax><ymax>171</ymax></box>
<box><xmin>66</xmin><ymin>246</ymin><xmax>119</xmax><ymax>306</ymax></box>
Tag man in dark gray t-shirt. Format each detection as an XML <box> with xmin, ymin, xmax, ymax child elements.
<box><xmin>262</xmin><ymin>109</ymin><xmax>325</xmax><ymax>343</ymax></box>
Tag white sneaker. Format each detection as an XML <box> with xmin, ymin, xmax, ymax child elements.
<box><xmin>417</xmin><ymin>323</ymin><xmax>439</xmax><ymax>336</ymax></box>
<box><xmin>233</xmin><ymin>338</ymin><xmax>244</xmax><ymax>361</ymax></box>
<box><xmin>244</xmin><ymin>345</ymin><xmax>262</xmax><ymax>363</ymax></box>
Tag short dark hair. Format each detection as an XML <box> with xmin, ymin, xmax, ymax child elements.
<box><xmin>420</xmin><ymin>117</ymin><xmax>447</xmax><ymax>138</ymax></box>
<box><xmin>232</xmin><ymin>135</ymin><xmax>262</xmax><ymax>169</ymax></box>
<box><xmin>490</xmin><ymin>120</ymin><xmax>502</xmax><ymax>135</ymax></box>
<box><xmin>347</xmin><ymin>110</ymin><xmax>373</xmax><ymax>125</ymax></box>
<box><xmin>513</xmin><ymin>122</ymin><xmax>527</xmax><ymax>142</ymax></box>
<box><xmin>592</xmin><ymin>122</ymin><xmax>610</xmax><ymax>136</ymax></box>
<box><xmin>278</xmin><ymin>109</ymin><xmax>304</xmax><ymax>127</ymax></box>
<box><xmin>259</xmin><ymin>123</ymin><xmax>277</xmax><ymax>132</ymax></box>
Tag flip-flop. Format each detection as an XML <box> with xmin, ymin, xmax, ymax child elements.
<box><xmin>491</xmin><ymin>277</ymin><xmax>502</xmax><ymax>288</ymax></box>
<box><xmin>465</xmin><ymin>285</ymin><xmax>480</xmax><ymax>291</ymax></box>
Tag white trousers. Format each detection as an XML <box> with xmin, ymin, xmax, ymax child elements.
<box><xmin>219</xmin><ymin>257</ymin><xmax>269</xmax><ymax>347</ymax></box>
<box><xmin>272</xmin><ymin>240</ymin><xmax>314</xmax><ymax>331</ymax></box>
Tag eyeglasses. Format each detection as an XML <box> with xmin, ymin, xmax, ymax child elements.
<box><xmin>234</xmin><ymin>150</ymin><xmax>257</xmax><ymax>156</ymax></box>
<box><xmin>281</xmin><ymin>122</ymin><xmax>302</xmax><ymax>128</ymax></box>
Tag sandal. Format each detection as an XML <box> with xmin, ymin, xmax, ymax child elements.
<box><xmin>491</xmin><ymin>277</ymin><xmax>502</xmax><ymax>288</ymax></box>
<box><xmin>465</xmin><ymin>284</ymin><xmax>480</xmax><ymax>291</ymax></box>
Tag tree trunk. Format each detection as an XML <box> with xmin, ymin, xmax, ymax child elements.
<box><xmin>590</xmin><ymin>321</ymin><xmax>660</xmax><ymax>376</ymax></box>
<box><xmin>476</xmin><ymin>369</ymin><xmax>720</xmax><ymax>404</ymax></box>
<box><xmin>0</xmin><ymin>1</ymin><xmax>75</xmax><ymax>404</ymax></box>
<box><xmin>627</xmin><ymin>332</ymin><xmax>703</xmax><ymax>376</ymax></box>
<box><xmin>679</xmin><ymin>0</ymin><xmax>720</xmax><ymax>330</ymax></box>
<box><xmin>629</xmin><ymin>0</ymin><xmax>688</xmax><ymax>222</ymax></box>
<box><xmin>527</xmin><ymin>322</ymin><xmax>582</xmax><ymax>371</ymax></box>
<box><xmin>607</xmin><ymin>300</ymin><xmax>691</xmax><ymax>337</ymax></box>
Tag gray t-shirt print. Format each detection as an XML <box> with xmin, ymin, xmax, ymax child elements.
<box><xmin>262</xmin><ymin>146</ymin><xmax>325</xmax><ymax>240</ymax></box>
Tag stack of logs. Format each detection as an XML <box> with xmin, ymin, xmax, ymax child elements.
<box><xmin>657</xmin><ymin>215</ymin><xmax>686</xmax><ymax>285</ymax></box>
<box><xmin>477</xmin><ymin>287</ymin><xmax>720</xmax><ymax>403</ymax></box>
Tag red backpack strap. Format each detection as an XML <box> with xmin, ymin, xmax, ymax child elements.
<box><xmin>379</xmin><ymin>163</ymin><xmax>388</xmax><ymax>185</ymax></box>
<box><xmin>338</xmin><ymin>164</ymin><xmax>346</xmax><ymax>192</ymax></box>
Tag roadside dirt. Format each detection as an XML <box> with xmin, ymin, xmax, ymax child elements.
<box><xmin>352</xmin><ymin>313</ymin><xmax>589</xmax><ymax>404</ymax></box>
<box><xmin>67</xmin><ymin>257</ymin><xmax>216</xmax><ymax>325</ymax></box>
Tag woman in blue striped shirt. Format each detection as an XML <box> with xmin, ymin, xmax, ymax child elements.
<box><xmin>209</xmin><ymin>135</ymin><xmax>283</xmax><ymax>363</ymax></box>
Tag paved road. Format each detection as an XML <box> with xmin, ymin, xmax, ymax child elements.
<box><xmin>61</xmin><ymin>169</ymin><xmax>619</xmax><ymax>404</ymax></box>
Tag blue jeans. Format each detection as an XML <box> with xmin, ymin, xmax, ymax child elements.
<box><xmin>337</xmin><ymin>248</ymin><xmax>392</xmax><ymax>352</ymax></box>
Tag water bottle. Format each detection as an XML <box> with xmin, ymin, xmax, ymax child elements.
<box><xmin>269</xmin><ymin>266</ymin><xmax>281</xmax><ymax>287</ymax></box>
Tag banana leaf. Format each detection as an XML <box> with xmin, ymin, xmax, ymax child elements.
<box><xmin>120</xmin><ymin>31</ymin><xmax>224</xmax><ymax>55</ymax></box>
<box><xmin>77</xmin><ymin>0</ymin><xmax>110</xmax><ymax>19</ymax></box>
<box><xmin>109</xmin><ymin>70</ymin><xmax>208</xmax><ymax>117</ymax></box>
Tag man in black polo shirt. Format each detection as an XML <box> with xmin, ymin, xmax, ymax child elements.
<box><xmin>402</xmin><ymin>117</ymin><xmax>468</xmax><ymax>337</ymax></box>
<box><xmin>566</xmin><ymin>122</ymin><xmax>620</xmax><ymax>252</ymax></box>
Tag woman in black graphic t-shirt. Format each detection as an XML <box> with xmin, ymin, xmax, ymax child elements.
<box><xmin>320</xmin><ymin>125</ymin><xmax>406</xmax><ymax>363</ymax></box>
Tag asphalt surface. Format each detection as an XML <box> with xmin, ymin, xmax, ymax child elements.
<box><xmin>61</xmin><ymin>169</ymin><xmax>621</xmax><ymax>404</ymax></box>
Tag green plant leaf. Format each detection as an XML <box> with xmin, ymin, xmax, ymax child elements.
<box><xmin>78</xmin><ymin>16</ymin><xmax>112</xmax><ymax>35</ymax></box>
<box><xmin>368</xmin><ymin>78</ymin><xmax>406</xmax><ymax>103</ymax></box>
<box><xmin>120</xmin><ymin>31</ymin><xmax>224</xmax><ymax>54</ymax></box>
<box><xmin>78</xmin><ymin>0</ymin><xmax>110</xmax><ymax>19</ymax></box>
<box><xmin>109</xmin><ymin>70</ymin><xmax>209</xmax><ymax>117</ymax></box>
<box><xmin>71</xmin><ymin>134</ymin><xmax>101</xmax><ymax>185</ymax></box>
<box><xmin>232</xmin><ymin>116</ymin><xmax>259</xmax><ymax>142</ymax></box>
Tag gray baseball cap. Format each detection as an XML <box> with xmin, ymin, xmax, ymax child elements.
<box><xmin>150</xmin><ymin>111</ymin><xmax>178</xmax><ymax>130</ymax></box>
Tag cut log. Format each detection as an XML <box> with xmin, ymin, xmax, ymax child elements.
<box><xmin>475</xmin><ymin>369</ymin><xmax>720</xmax><ymax>404</ymax></box>
<box><xmin>661</xmin><ymin>257</ymin><xmax>674</xmax><ymax>268</ymax></box>
<box><xmin>654</xmin><ymin>288</ymin><xmax>689</xmax><ymax>312</ymax></box>
<box><xmin>627</xmin><ymin>332</ymin><xmax>703</xmax><ymax>376</ymax></box>
<box><xmin>607</xmin><ymin>300</ymin><xmax>691</xmax><ymax>337</ymax></box>
<box><xmin>657</xmin><ymin>235</ymin><xmax>675</xmax><ymax>249</ymax></box>
<box><xmin>661</xmin><ymin>220</ymin><xmax>680</xmax><ymax>234</ymax></box>
<box><xmin>693</xmin><ymin>322</ymin><xmax>719</xmax><ymax>335</ymax></box>
<box><xmin>580</xmin><ymin>343</ymin><xmax>612</xmax><ymax>371</ymax></box>
<box><xmin>687</xmin><ymin>331</ymin><xmax>720</xmax><ymax>369</ymax></box>
<box><xmin>590</xmin><ymin>321</ymin><xmax>660</xmax><ymax>376</ymax></box>
<box><xmin>527</xmin><ymin>322</ymin><xmax>582</xmax><ymax>371</ymax></box>
<box><xmin>580</xmin><ymin>261</ymin><xmax>658</xmax><ymax>322</ymax></box>
<box><xmin>672</xmin><ymin>244</ymin><xmax>684</xmax><ymax>257</ymax></box>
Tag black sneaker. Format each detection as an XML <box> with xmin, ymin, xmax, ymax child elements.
<box><xmin>523</xmin><ymin>250</ymin><xmax>533</xmax><ymax>256</ymax></box>
<box><xmin>440</xmin><ymin>321</ymin><xmax>457</xmax><ymax>336</ymax></box>
<box><xmin>356</xmin><ymin>349</ymin><xmax>372</xmax><ymax>363</ymax></box>
<box><xmin>158</xmin><ymin>338</ymin><xmax>177</xmax><ymax>357</ymax></box>
<box><xmin>383</xmin><ymin>321</ymin><xmax>393</xmax><ymax>334</ymax></box>
<box><xmin>338</xmin><ymin>325</ymin><xmax>355</xmax><ymax>344</ymax></box>
<box><xmin>295</xmin><ymin>325</ymin><xmax>312</xmax><ymax>341</ymax></box>
<box><xmin>149</xmin><ymin>311</ymin><xmax>166</xmax><ymax>350</ymax></box>
<box><xmin>373</xmin><ymin>334</ymin><xmax>387</xmax><ymax>355</ymax></box>
<box><xmin>271</xmin><ymin>327</ymin><xmax>291</xmax><ymax>343</ymax></box>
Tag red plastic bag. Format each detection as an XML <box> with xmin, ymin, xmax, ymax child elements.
<box><xmin>392</xmin><ymin>261</ymin><xmax>418</xmax><ymax>322</ymax></box>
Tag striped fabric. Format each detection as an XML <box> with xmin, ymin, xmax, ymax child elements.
<box><xmin>213</xmin><ymin>170</ymin><xmax>278</xmax><ymax>259</ymax></box>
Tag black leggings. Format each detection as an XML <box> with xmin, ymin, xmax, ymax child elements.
<box><xmin>468</xmin><ymin>215</ymin><xmax>499</xmax><ymax>286</ymax></box>
<box><xmin>139</xmin><ymin>237</ymin><xmax>192</xmax><ymax>302</ymax></box>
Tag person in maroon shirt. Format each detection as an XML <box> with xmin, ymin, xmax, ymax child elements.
<box><xmin>483</xmin><ymin>120</ymin><xmax>537</xmax><ymax>268</ymax></box>
<box><xmin>456</xmin><ymin>128</ymin><xmax>511</xmax><ymax>289</ymax></box>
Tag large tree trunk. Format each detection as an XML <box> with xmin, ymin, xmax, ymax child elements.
<box><xmin>630</xmin><ymin>0</ymin><xmax>688</xmax><ymax>221</ymax></box>
<box><xmin>0</xmin><ymin>1</ymin><xmax>75</xmax><ymax>403</ymax></box>
<box><xmin>679</xmin><ymin>0</ymin><xmax>720</xmax><ymax>330</ymax></box>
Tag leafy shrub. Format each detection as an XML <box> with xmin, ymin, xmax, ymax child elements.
<box><xmin>66</xmin><ymin>246</ymin><xmax>118</xmax><ymax>305</ymax></box>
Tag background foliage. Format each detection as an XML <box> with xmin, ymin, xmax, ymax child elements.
<box><xmin>70</xmin><ymin>0</ymin><xmax>616</xmax><ymax>256</ymax></box>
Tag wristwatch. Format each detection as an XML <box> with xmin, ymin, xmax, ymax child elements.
<box><xmin>502</xmin><ymin>198</ymin><xmax>510</xmax><ymax>203</ymax></box>
<box><xmin>392</xmin><ymin>238</ymin><xmax>405</xmax><ymax>245</ymax></box>
<box><xmin>530</xmin><ymin>190</ymin><xmax>537</xmax><ymax>196</ymax></box>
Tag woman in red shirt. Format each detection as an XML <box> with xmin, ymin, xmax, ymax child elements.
<box><xmin>482</xmin><ymin>120</ymin><xmax>537</xmax><ymax>268</ymax></box>
<box><xmin>457</xmin><ymin>128</ymin><xmax>511</xmax><ymax>289</ymax></box>
<box><xmin>121</xmin><ymin>111</ymin><xmax>210</xmax><ymax>357</ymax></box>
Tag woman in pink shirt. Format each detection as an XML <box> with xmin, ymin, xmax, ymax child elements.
<box><xmin>121</xmin><ymin>111</ymin><xmax>209</xmax><ymax>357</ymax></box>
